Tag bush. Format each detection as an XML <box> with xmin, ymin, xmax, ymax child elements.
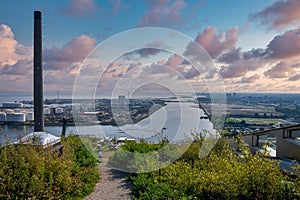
<box><xmin>110</xmin><ymin>135</ymin><xmax>299</xmax><ymax>199</ymax></box>
<box><xmin>0</xmin><ymin>135</ymin><xmax>99</xmax><ymax>199</ymax></box>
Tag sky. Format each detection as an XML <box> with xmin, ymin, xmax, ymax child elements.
<box><xmin>1</xmin><ymin>0</ymin><xmax>300</xmax><ymax>96</ymax></box>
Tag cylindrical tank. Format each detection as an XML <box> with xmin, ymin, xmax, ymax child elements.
<box><xmin>6</xmin><ymin>113</ymin><xmax>26</xmax><ymax>122</ymax></box>
<box><xmin>44</xmin><ymin>108</ymin><xmax>50</xmax><ymax>115</ymax></box>
<box><xmin>4</xmin><ymin>109</ymin><xmax>14</xmax><ymax>114</ymax></box>
<box><xmin>0</xmin><ymin>112</ymin><xmax>6</xmax><ymax>122</ymax></box>
<box><xmin>26</xmin><ymin>112</ymin><xmax>34</xmax><ymax>121</ymax></box>
<box><xmin>55</xmin><ymin>107</ymin><xmax>63</xmax><ymax>114</ymax></box>
<box><xmin>15</xmin><ymin>108</ymin><xmax>22</xmax><ymax>113</ymax></box>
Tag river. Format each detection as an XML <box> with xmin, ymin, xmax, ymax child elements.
<box><xmin>0</xmin><ymin>102</ymin><xmax>215</xmax><ymax>145</ymax></box>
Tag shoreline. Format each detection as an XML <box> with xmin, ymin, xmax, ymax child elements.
<box><xmin>0</xmin><ymin>109</ymin><xmax>156</xmax><ymax>127</ymax></box>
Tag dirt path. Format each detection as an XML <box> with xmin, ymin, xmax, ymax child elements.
<box><xmin>84</xmin><ymin>151</ymin><xmax>132</xmax><ymax>200</ymax></box>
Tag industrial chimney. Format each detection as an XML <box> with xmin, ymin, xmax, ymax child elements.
<box><xmin>34</xmin><ymin>11</ymin><xmax>44</xmax><ymax>132</ymax></box>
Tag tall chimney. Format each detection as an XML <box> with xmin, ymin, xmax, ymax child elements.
<box><xmin>34</xmin><ymin>11</ymin><xmax>44</xmax><ymax>132</ymax></box>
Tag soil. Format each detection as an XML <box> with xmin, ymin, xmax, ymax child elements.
<box><xmin>84</xmin><ymin>151</ymin><xmax>132</xmax><ymax>200</ymax></box>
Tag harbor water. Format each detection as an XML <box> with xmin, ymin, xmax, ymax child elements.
<box><xmin>0</xmin><ymin>101</ymin><xmax>215</xmax><ymax>145</ymax></box>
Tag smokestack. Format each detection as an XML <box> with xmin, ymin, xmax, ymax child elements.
<box><xmin>34</xmin><ymin>11</ymin><xmax>44</xmax><ymax>132</ymax></box>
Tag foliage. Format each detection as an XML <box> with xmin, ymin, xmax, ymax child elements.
<box><xmin>0</xmin><ymin>135</ymin><xmax>99</xmax><ymax>199</ymax></box>
<box><xmin>110</xmin><ymin>134</ymin><xmax>299</xmax><ymax>199</ymax></box>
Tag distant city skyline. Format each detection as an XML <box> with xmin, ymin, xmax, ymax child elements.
<box><xmin>1</xmin><ymin>0</ymin><xmax>300</xmax><ymax>94</ymax></box>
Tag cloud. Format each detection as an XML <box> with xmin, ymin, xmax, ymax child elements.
<box><xmin>0</xmin><ymin>25</ymin><xmax>97</xmax><ymax>93</ymax></box>
<box><xmin>218</xmin><ymin>47</ymin><xmax>243</xmax><ymax>63</ymax></box>
<box><xmin>44</xmin><ymin>35</ymin><xmax>96</xmax><ymax>70</ymax></box>
<box><xmin>0</xmin><ymin>24</ymin><xmax>32</xmax><ymax>65</ymax></box>
<box><xmin>0</xmin><ymin>26</ymin><xmax>17</xmax><ymax>62</ymax></box>
<box><xmin>164</xmin><ymin>54</ymin><xmax>200</xmax><ymax>79</ymax></box>
<box><xmin>138</xmin><ymin>0</ymin><xmax>186</xmax><ymax>27</ymax></box>
<box><xmin>1</xmin><ymin>59</ymin><xmax>32</xmax><ymax>75</ymax></box>
<box><xmin>219</xmin><ymin>58</ymin><xmax>267</xmax><ymax>79</ymax></box>
<box><xmin>165</xmin><ymin>54</ymin><xmax>183</xmax><ymax>67</ymax></box>
<box><xmin>243</xmin><ymin>48</ymin><xmax>266</xmax><ymax>59</ymax></box>
<box><xmin>288</xmin><ymin>73</ymin><xmax>300</xmax><ymax>81</ymax></box>
<box><xmin>192</xmin><ymin>27</ymin><xmax>238</xmax><ymax>59</ymax></box>
<box><xmin>0</xmin><ymin>25</ymin><xmax>33</xmax><ymax>92</ymax></box>
<box><xmin>0</xmin><ymin>24</ymin><xmax>14</xmax><ymax>38</ymax></box>
<box><xmin>266</xmin><ymin>27</ymin><xmax>300</xmax><ymax>59</ymax></box>
<box><xmin>238</xmin><ymin>74</ymin><xmax>260</xmax><ymax>83</ymax></box>
<box><xmin>250</xmin><ymin>0</ymin><xmax>300</xmax><ymax>30</ymax></box>
<box><xmin>62</xmin><ymin>0</ymin><xmax>99</xmax><ymax>17</ymax></box>
<box><xmin>264</xmin><ymin>61</ymin><xmax>296</xmax><ymax>78</ymax></box>
<box><xmin>123</xmin><ymin>40</ymin><xmax>166</xmax><ymax>60</ymax></box>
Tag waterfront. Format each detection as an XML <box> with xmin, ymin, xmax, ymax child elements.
<box><xmin>0</xmin><ymin>102</ymin><xmax>215</xmax><ymax>145</ymax></box>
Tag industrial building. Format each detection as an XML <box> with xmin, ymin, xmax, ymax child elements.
<box><xmin>2</xmin><ymin>102</ymin><xmax>23</xmax><ymax>108</ymax></box>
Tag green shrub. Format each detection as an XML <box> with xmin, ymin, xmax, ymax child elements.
<box><xmin>0</xmin><ymin>135</ymin><xmax>99</xmax><ymax>199</ymax></box>
<box><xmin>110</xmin><ymin>135</ymin><xmax>299</xmax><ymax>199</ymax></box>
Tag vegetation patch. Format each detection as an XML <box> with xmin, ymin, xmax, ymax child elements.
<box><xmin>238</xmin><ymin>118</ymin><xmax>288</xmax><ymax>125</ymax></box>
<box><xmin>0</xmin><ymin>135</ymin><xmax>99</xmax><ymax>199</ymax></box>
<box><xmin>110</xmin><ymin>135</ymin><xmax>300</xmax><ymax>200</ymax></box>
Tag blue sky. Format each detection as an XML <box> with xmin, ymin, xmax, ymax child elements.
<box><xmin>1</xmin><ymin>0</ymin><xmax>300</xmax><ymax>95</ymax></box>
<box><xmin>0</xmin><ymin>0</ymin><xmax>276</xmax><ymax>48</ymax></box>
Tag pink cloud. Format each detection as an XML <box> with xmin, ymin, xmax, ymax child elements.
<box><xmin>2</xmin><ymin>59</ymin><xmax>32</xmax><ymax>75</ymax></box>
<box><xmin>44</xmin><ymin>35</ymin><xmax>96</xmax><ymax>70</ymax></box>
<box><xmin>165</xmin><ymin>54</ymin><xmax>183</xmax><ymax>67</ymax></box>
<box><xmin>192</xmin><ymin>27</ymin><xmax>238</xmax><ymax>59</ymax></box>
<box><xmin>0</xmin><ymin>24</ymin><xmax>32</xmax><ymax>64</ymax></box>
<box><xmin>138</xmin><ymin>0</ymin><xmax>186</xmax><ymax>27</ymax></box>
<box><xmin>62</xmin><ymin>0</ymin><xmax>99</xmax><ymax>17</ymax></box>
<box><xmin>238</xmin><ymin>74</ymin><xmax>260</xmax><ymax>83</ymax></box>
<box><xmin>219</xmin><ymin>58</ymin><xmax>267</xmax><ymax>79</ymax></box>
<box><xmin>264</xmin><ymin>61</ymin><xmax>297</xmax><ymax>79</ymax></box>
<box><xmin>0</xmin><ymin>24</ymin><xmax>32</xmax><ymax>69</ymax></box>
<box><xmin>164</xmin><ymin>54</ymin><xmax>200</xmax><ymax>79</ymax></box>
<box><xmin>0</xmin><ymin>24</ymin><xmax>14</xmax><ymax>38</ymax></box>
<box><xmin>0</xmin><ymin>25</ymin><xmax>97</xmax><ymax>93</ymax></box>
<box><xmin>266</xmin><ymin>27</ymin><xmax>300</xmax><ymax>59</ymax></box>
<box><xmin>250</xmin><ymin>0</ymin><xmax>300</xmax><ymax>30</ymax></box>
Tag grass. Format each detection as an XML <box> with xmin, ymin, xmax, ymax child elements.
<box><xmin>238</xmin><ymin>118</ymin><xmax>289</xmax><ymax>125</ymax></box>
<box><xmin>264</xmin><ymin>106</ymin><xmax>276</xmax><ymax>112</ymax></box>
<box><xmin>225</xmin><ymin>117</ymin><xmax>241</xmax><ymax>123</ymax></box>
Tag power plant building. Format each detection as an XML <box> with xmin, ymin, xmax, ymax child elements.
<box><xmin>2</xmin><ymin>102</ymin><xmax>23</xmax><ymax>108</ymax></box>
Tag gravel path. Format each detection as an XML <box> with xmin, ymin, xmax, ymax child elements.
<box><xmin>84</xmin><ymin>152</ymin><xmax>132</xmax><ymax>200</ymax></box>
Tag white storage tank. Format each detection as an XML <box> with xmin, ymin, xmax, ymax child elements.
<box><xmin>4</xmin><ymin>109</ymin><xmax>14</xmax><ymax>114</ymax></box>
<box><xmin>15</xmin><ymin>108</ymin><xmax>22</xmax><ymax>113</ymax></box>
<box><xmin>55</xmin><ymin>107</ymin><xmax>63</xmax><ymax>114</ymax></box>
<box><xmin>26</xmin><ymin>112</ymin><xmax>34</xmax><ymax>121</ymax></box>
<box><xmin>44</xmin><ymin>108</ymin><xmax>50</xmax><ymax>115</ymax></box>
<box><xmin>6</xmin><ymin>113</ymin><xmax>26</xmax><ymax>123</ymax></box>
<box><xmin>0</xmin><ymin>112</ymin><xmax>6</xmax><ymax>122</ymax></box>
